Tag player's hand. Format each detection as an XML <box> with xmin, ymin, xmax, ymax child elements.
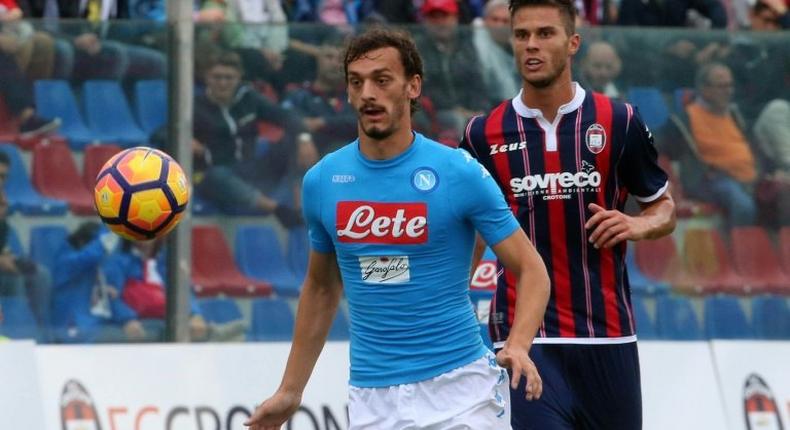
<box><xmin>585</xmin><ymin>203</ymin><xmax>647</xmax><ymax>249</ymax></box>
<box><xmin>496</xmin><ymin>345</ymin><xmax>542</xmax><ymax>401</ymax></box>
<box><xmin>245</xmin><ymin>390</ymin><xmax>302</xmax><ymax>430</ymax></box>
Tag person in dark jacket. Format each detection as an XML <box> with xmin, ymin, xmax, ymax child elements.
<box><xmin>617</xmin><ymin>0</ymin><xmax>728</xmax><ymax>28</ymax></box>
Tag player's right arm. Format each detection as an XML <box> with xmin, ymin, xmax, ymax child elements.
<box><xmin>245</xmin><ymin>250</ymin><xmax>343</xmax><ymax>430</ymax></box>
<box><xmin>246</xmin><ymin>161</ymin><xmax>343</xmax><ymax>430</ymax></box>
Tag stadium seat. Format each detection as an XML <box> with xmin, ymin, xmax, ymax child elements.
<box><xmin>751</xmin><ymin>296</ymin><xmax>790</xmax><ymax>340</ymax></box>
<box><xmin>286</xmin><ymin>226</ymin><xmax>310</xmax><ymax>283</ymax></box>
<box><xmin>703</xmin><ymin>296</ymin><xmax>753</xmax><ymax>339</ymax></box>
<box><xmin>198</xmin><ymin>298</ymin><xmax>243</xmax><ymax>324</ymax></box>
<box><xmin>780</xmin><ymin>227</ymin><xmax>790</xmax><ymax>277</ymax></box>
<box><xmin>677</xmin><ymin>229</ymin><xmax>746</xmax><ymax>295</ymax></box>
<box><xmin>634</xmin><ymin>234</ymin><xmax>688</xmax><ymax>288</ymax></box>
<box><xmin>626</xmin><ymin>87</ymin><xmax>670</xmax><ymax>131</ymax></box>
<box><xmin>190</xmin><ymin>193</ymin><xmax>219</xmax><ymax>216</ymax></box>
<box><xmin>730</xmin><ymin>227</ymin><xmax>789</xmax><ymax>294</ymax></box>
<box><xmin>235</xmin><ymin>225</ymin><xmax>302</xmax><ymax>297</ymax></box>
<box><xmin>248</xmin><ymin>298</ymin><xmax>294</xmax><ymax>341</ymax></box>
<box><xmin>82</xmin><ymin>80</ymin><xmax>148</xmax><ymax>147</ymax></box>
<box><xmin>0</xmin><ymin>296</ymin><xmax>40</xmax><ymax>340</ymax></box>
<box><xmin>31</xmin><ymin>140</ymin><xmax>95</xmax><ymax>215</ymax></box>
<box><xmin>6</xmin><ymin>225</ymin><xmax>23</xmax><ymax>256</ymax></box>
<box><xmin>0</xmin><ymin>143</ymin><xmax>68</xmax><ymax>215</ymax></box>
<box><xmin>191</xmin><ymin>225</ymin><xmax>273</xmax><ymax>297</ymax></box>
<box><xmin>34</xmin><ymin>80</ymin><xmax>98</xmax><ymax>149</ymax></box>
<box><xmin>655</xmin><ymin>295</ymin><xmax>703</xmax><ymax>340</ymax></box>
<box><xmin>627</xmin><ymin>247</ymin><xmax>669</xmax><ymax>296</ymax></box>
<box><xmin>673</xmin><ymin>87</ymin><xmax>694</xmax><ymax>113</ymax></box>
<box><xmin>134</xmin><ymin>80</ymin><xmax>167</xmax><ymax>135</ymax></box>
<box><xmin>29</xmin><ymin>225</ymin><xmax>68</xmax><ymax>273</ymax></box>
<box><xmin>657</xmin><ymin>155</ymin><xmax>718</xmax><ymax>218</ymax></box>
<box><xmin>82</xmin><ymin>144</ymin><xmax>122</xmax><ymax>190</ymax></box>
<box><xmin>632</xmin><ymin>296</ymin><xmax>658</xmax><ymax>340</ymax></box>
<box><xmin>327</xmin><ymin>309</ymin><xmax>350</xmax><ymax>341</ymax></box>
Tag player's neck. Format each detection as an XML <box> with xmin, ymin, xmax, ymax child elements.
<box><xmin>358</xmin><ymin>124</ymin><xmax>415</xmax><ymax>160</ymax></box>
<box><xmin>521</xmin><ymin>75</ymin><xmax>575</xmax><ymax>123</ymax></box>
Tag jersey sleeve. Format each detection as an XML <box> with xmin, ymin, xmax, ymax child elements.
<box><xmin>451</xmin><ymin>148</ymin><xmax>520</xmax><ymax>246</ymax></box>
<box><xmin>301</xmin><ymin>163</ymin><xmax>335</xmax><ymax>253</ymax></box>
<box><xmin>459</xmin><ymin>115</ymin><xmax>486</xmax><ymax>160</ymax></box>
<box><xmin>618</xmin><ymin>106</ymin><xmax>669</xmax><ymax>202</ymax></box>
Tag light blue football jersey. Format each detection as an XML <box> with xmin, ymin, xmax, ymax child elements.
<box><xmin>302</xmin><ymin>132</ymin><xmax>519</xmax><ymax>388</ymax></box>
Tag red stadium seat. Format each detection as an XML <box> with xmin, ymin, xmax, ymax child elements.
<box><xmin>679</xmin><ymin>228</ymin><xmax>746</xmax><ymax>295</ymax></box>
<box><xmin>0</xmin><ymin>95</ymin><xmax>19</xmax><ymax>143</ymax></box>
<box><xmin>730</xmin><ymin>227</ymin><xmax>790</xmax><ymax>294</ymax></box>
<box><xmin>191</xmin><ymin>225</ymin><xmax>273</xmax><ymax>297</ymax></box>
<box><xmin>780</xmin><ymin>227</ymin><xmax>790</xmax><ymax>278</ymax></box>
<box><xmin>634</xmin><ymin>235</ymin><xmax>687</xmax><ymax>285</ymax></box>
<box><xmin>82</xmin><ymin>144</ymin><xmax>122</xmax><ymax>190</ymax></box>
<box><xmin>31</xmin><ymin>140</ymin><xmax>95</xmax><ymax>215</ymax></box>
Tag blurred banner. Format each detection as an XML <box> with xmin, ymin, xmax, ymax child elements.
<box><xmin>712</xmin><ymin>341</ymin><xmax>790</xmax><ymax>430</ymax></box>
<box><xmin>1</xmin><ymin>341</ymin><xmax>787</xmax><ymax>429</ymax></box>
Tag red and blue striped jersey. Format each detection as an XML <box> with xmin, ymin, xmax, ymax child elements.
<box><xmin>460</xmin><ymin>84</ymin><xmax>668</xmax><ymax>344</ymax></box>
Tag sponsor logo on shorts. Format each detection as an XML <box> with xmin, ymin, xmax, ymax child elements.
<box><xmin>336</xmin><ymin>202</ymin><xmax>428</xmax><ymax>244</ymax></box>
<box><xmin>359</xmin><ymin>256</ymin><xmax>410</xmax><ymax>283</ymax></box>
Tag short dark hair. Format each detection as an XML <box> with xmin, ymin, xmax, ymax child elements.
<box><xmin>509</xmin><ymin>0</ymin><xmax>577</xmax><ymax>35</ymax></box>
<box><xmin>0</xmin><ymin>151</ymin><xmax>9</xmax><ymax>167</ymax></box>
<box><xmin>343</xmin><ymin>28</ymin><xmax>423</xmax><ymax>114</ymax></box>
<box><xmin>208</xmin><ymin>51</ymin><xmax>243</xmax><ymax>72</ymax></box>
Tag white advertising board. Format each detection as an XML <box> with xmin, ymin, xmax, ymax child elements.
<box><xmin>36</xmin><ymin>342</ymin><xmax>350</xmax><ymax>430</ymax></box>
<box><xmin>640</xmin><ymin>341</ymin><xmax>729</xmax><ymax>430</ymax></box>
<box><xmin>711</xmin><ymin>341</ymin><xmax>790</xmax><ymax>430</ymax></box>
<box><xmin>0</xmin><ymin>340</ymin><xmax>45</xmax><ymax>429</ymax></box>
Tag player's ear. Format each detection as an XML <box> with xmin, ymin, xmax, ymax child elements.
<box><xmin>568</xmin><ymin>33</ymin><xmax>581</xmax><ymax>56</ymax></box>
<box><xmin>406</xmin><ymin>74</ymin><xmax>422</xmax><ymax>99</ymax></box>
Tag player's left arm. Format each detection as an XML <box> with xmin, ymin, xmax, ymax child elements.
<box><xmin>491</xmin><ymin>229</ymin><xmax>550</xmax><ymax>401</ymax></box>
<box><xmin>586</xmin><ymin>107</ymin><xmax>677</xmax><ymax>249</ymax></box>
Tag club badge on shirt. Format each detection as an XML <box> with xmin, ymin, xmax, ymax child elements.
<box><xmin>585</xmin><ymin>123</ymin><xmax>607</xmax><ymax>154</ymax></box>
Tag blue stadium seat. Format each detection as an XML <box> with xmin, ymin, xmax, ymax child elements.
<box><xmin>626</xmin><ymin>87</ymin><xmax>670</xmax><ymax>131</ymax></box>
<box><xmin>34</xmin><ymin>80</ymin><xmax>98</xmax><ymax>149</ymax></box>
<box><xmin>327</xmin><ymin>309</ymin><xmax>350</xmax><ymax>341</ymax></box>
<box><xmin>190</xmin><ymin>193</ymin><xmax>219</xmax><ymax>216</ymax></box>
<box><xmin>626</xmin><ymin>248</ymin><xmax>670</xmax><ymax>296</ymax></box>
<box><xmin>752</xmin><ymin>296</ymin><xmax>790</xmax><ymax>340</ymax></box>
<box><xmin>198</xmin><ymin>298</ymin><xmax>243</xmax><ymax>324</ymax></box>
<box><xmin>235</xmin><ymin>225</ymin><xmax>301</xmax><ymax>297</ymax></box>
<box><xmin>134</xmin><ymin>80</ymin><xmax>167</xmax><ymax>135</ymax></box>
<box><xmin>656</xmin><ymin>295</ymin><xmax>703</xmax><ymax>340</ymax></box>
<box><xmin>248</xmin><ymin>298</ymin><xmax>294</xmax><ymax>341</ymax></box>
<box><xmin>82</xmin><ymin>80</ymin><xmax>147</xmax><ymax>147</ymax></box>
<box><xmin>0</xmin><ymin>144</ymin><xmax>68</xmax><ymax>215</ymax></box>
<box><xmin>29</xmin><ymin>225</ymin><xmax>68</xmax><ymax>273</ymax></box>
<box><xmin>704</xmin><ymin>296</ymin><xmax>753</xmax><ymax>339</ymax></box>
<box><xmin>632</xmin><ymin>296</ymin><xmax>658</xmax><ymax>340</ymax></box>
<box><xmin>6</xmin><ymin>225</ymin><xmax>23</xmax><ymax>256</ymax></box>
<box><xmin>287</xmin><ymin>227</ymin><xmax>309</xmax><ymax>283</ymax></box>
<box><xmin>0</xmin><ymin>296</ymin><xmax>40</xmax><ymax>340</ymax></box>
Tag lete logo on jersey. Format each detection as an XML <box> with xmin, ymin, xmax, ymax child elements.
<box><xmin>336</xmin><ymin>202</ymin><xmax>428</xmax><ymax>244</ymax></box>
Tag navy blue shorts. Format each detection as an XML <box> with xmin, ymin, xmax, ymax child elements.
<box><xmin>506</xmin><ymin>342</ymin><xmax>642</xmax><ymax>430</ymax></box>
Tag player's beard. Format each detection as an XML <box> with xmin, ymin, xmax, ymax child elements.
<box><xmin>523</xmin><ymin>55</ymin><xmax>568</xmax><ymax>89</ymax></box>
<box><xmin>360</xmin><ymin>89</ymin><xmax>409</xmax><ymax>140</ymax></box>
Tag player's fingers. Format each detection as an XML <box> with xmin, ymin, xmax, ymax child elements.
<box><xmin>588</xmin><ymin>203</ymin><xmax>605</xmax><ymax>214</ymax></box>
<box><xmin>588</xmin><ymin>216</ymin><xmax>618</xmax><ymax>244</ymax></box>
<box><xmin>602</xmin><ymin>231</ymin><xmax>630</xmax><ymax>249</ymax></box>
<box><xmin>510</xmin><ymin>363</ymin><xmax>523</xmax><ymax>390</ymax></box>
<box><xmin>524</xmin><ymin>364</ymin><xmax>542</xmax><ymax>401</ymax></box>
<box><xmin>593</xmin><ymin>222</ymin><xmax>624</xmax><ymax>248</ymax></box>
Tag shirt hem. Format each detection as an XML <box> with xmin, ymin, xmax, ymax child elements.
<box><xmin>493</xmin><ymin>335</ymin><xmax>637</xmax><ymax>348</ymax></box>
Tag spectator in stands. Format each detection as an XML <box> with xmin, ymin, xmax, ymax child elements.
<box><xmin>660</xmin><ymin>63</ymin><xmax>759</xmax><ymax>227</ymax></box>
<box><xmin>281</xmin><ymin>39</ymin><xmax>358</xmax><ymax>154</ymax></box>
<box><xmin>188</xmin><ymin>51</ymin><xmax>315</xmax><ymax>227</ymax></box>
<box><xmin>0</xmin><ymin>2</ymin><xmax>60</xmax><ymax>137</ymax></box>
<box><xmin>0</xmin><ymin>158</ymin><xmax>52</xmax><ymax>330</ymax></box>
<box><xmin>51</xmin><ymin>222</ymin><xmax>157</xmax><ymax>343</ymax></box>
<box><xmin>748</xmin><ymin>0</ymin><xmax>790</xmax><ymax>29</ymax></box>
<box><xmin>617</xmin><ymin>0</ymin><xmax>728</xmax><ymax>28</ymax></box>
<box><xmin>579</xmin><ymin>40</ymin><xmax>624</xmax><ymax>100</ymax></box>
<box><xmin>472</xmin><ymin>0</ymin><xmax>520</xmax><ymax>103</ymax></box>
<box><xmin>415</xmin><ymin>0</ymin><xmax>489</xmax><ymax>136</ymax></box>
<box><xmin>103</xmin><ymin>238</ymin><xmax>213</xmax><ymax>342</ymax></box>
<box><xmin>753</xmin><ymin>99</ymin><xmax>790</xmax><ymax>226</ymax></box>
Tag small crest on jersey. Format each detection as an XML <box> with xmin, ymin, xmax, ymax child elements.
<box><xmin>411</xmin><ymin>167</ymin><xmax>438</xmax><ymax>192</ymax></box>
<box><xmin>585</xmin><ymin>123</ymin><xmax>606</xmax><ymax>154</ymax></box>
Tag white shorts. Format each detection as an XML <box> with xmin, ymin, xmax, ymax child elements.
<box><xmin>348</xmin><ymin>352</ymin><xmax>511</xmax><ymax>429</ymax></box>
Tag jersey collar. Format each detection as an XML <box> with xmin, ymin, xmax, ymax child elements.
<box><xmin>511</xmin><ymin>82</ymin><xmax>586</xmax><ymax>119</ymax></box>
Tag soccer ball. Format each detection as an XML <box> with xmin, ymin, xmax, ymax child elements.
<box><xmin>94</xmin><ymin>147</ymin><xmax>190</xmax><ymax>241</ymax></box>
